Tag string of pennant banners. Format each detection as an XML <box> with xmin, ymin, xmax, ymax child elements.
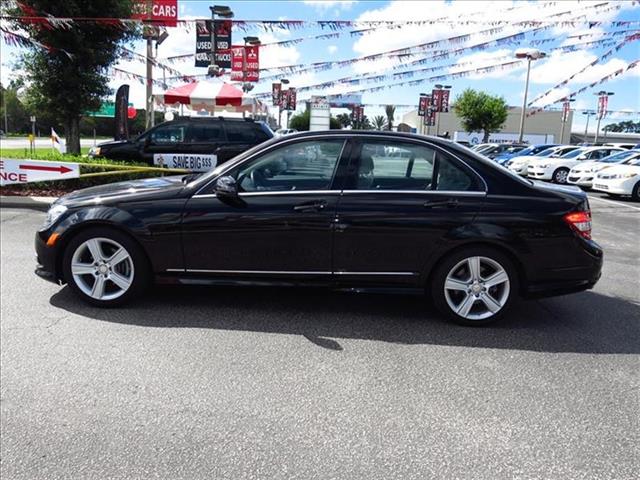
<box><xmin>527</xmin><ymin>32</ymin><xmax>640</xmax><ymax>107</ymax></box>
<box><xmin>528</xmin><ymin>59</ymin><xmax>640</xmax><ymax>116</ymax></box>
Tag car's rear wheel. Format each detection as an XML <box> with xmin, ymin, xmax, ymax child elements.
<box><xmin>552</xmin><ymin>167</ymin><xmax>570</xmax><ymax>184</ymax></box>
<box><xmin>632</xmin><ymin>182</ymin><xmax>640</xmax><ymax>202</ymax></box>
<box><xmin>431</xmin><ymin>247</ymin><xmax>518</xmax><ymax>326</ymax></box>
<box><xmin>62</xmin><ymin>227</ymin><xmax>150</xmax><ymax>307</ymax></box>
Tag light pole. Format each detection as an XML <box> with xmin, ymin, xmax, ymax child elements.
<box><xmin>559</xmin><ymin>98</ymin><xmax>574</xmax><ymax>144</ymax></box>
<box><xmin>515</xmin><ymin>48</ymin><xmax>546</xmax><ymax>143</ymax></box>
<box><xmin>278</xmin><ymin>78</ymin><xmax>289</xmax><ymax>129</ymax></box>
<box><xmin>418</xmin><ymin>92</ymin><xmax>427</xmax><ymax>135</ymax></box>
<box><xmin>434</xmin><ymin>84</ymin><xmax>451</xmax><ymax>137</ymax></box>
<box><xmin>594</xmin><ymin>90</ymin><xmax>614</xmax><ymax>143</ymax></box>
<box><xmin>582</xmin><ymin>111</ymin><xmax>594</xmax><ymax>141</ymax></box>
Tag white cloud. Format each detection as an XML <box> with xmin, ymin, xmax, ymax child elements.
<box><xmin>527</xmin><ymin>50</ymin><xmax>629</xmax><ymax>87</ymax></box>
<box><xmin>303</xmin><ymin>1</ymin><xmax>357</xmax><ymax>11</ymax></box>
<box><xmin>328</xmin><ymin>45</ymin><xmax>338</xmax><ymax>55</ymax></box>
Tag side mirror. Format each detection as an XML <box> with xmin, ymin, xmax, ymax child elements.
<box><xmin>214</xmin><ymin>176</ymin><xmax>238</xmax><ymax>197</ymax></box>
<box><xmin>577</xmin><ymin>155</ymin><xmax>587</xmax><ymax>160</ymax></box>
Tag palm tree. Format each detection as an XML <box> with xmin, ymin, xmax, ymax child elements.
<box><xmin>384</xmin><ymin>104</ymin><xmax>396</xmax><ymax>131</ymax></box>
<box><xmin>336</xmin><ymin>113</ymin><xmax>351</xmax><ymax>129</ymax></box>
<box><xmin>372</xmin><ymin>115</ymin><xmax>387</xmax><ymax>131</ymax></box>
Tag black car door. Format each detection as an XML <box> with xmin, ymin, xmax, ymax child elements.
<box><xmin>332</xmin><ymin>137</ymin><xmax>485</xmax><ymax>286</ymax></box>
<box><xmin>179</xmin><ymin>137</ymin><xmax>349</xmax><ymax>277</ymax></box>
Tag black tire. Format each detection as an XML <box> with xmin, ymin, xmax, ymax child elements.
<box><xmin>632</xmin><ymin>182</ymin><xmax>640</xmax><ymax>202</ymax></box>
<box><xmin>62</xmin><ymin>227</ymin><xmax>150</xmax><ymax>307</ymax></box>
<box><xmin>430</xmin><ymin>246</ymin><xmax>519</xmax><ymax>326</ymax></box>
<box><xmin>552</xmin><ymin>167</ymin><xmax>570</xmax><ymax>184</ymax></box>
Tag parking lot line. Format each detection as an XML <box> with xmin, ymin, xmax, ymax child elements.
<box><xmin>588</xmin><ymin>195</ymin><xmax>640</xmax><ymax>211</ymax></box>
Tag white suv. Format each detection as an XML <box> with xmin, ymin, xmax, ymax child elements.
<box><xmin>568</xmin><ymin>150</ymin><xmax>640</xmax><ymax>188</ymax></box>
<box><xmin>527</xmin><ymin>147</ymin><xmax>624</xmax><ymax>184</ymax></box>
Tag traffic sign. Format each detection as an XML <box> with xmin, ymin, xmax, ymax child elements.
<box><xmin>0</xmin><ymin>158</ymin><xmax>80</xmax><ymax>186</ymax></box>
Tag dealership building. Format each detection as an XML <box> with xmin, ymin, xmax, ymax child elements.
<box><xmin>400</xmin><ymin>107</ymin><xmax>573</xmax><ymax>145</ymax></box>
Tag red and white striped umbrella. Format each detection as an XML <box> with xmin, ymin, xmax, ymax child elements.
<box><xmin>156</xmin><ymin>81</ymin><xmax>255</xmax><ymax>111</ymax></box>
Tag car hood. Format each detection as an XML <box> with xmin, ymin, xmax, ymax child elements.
<box><xmin>595</xmin><ymin>165</ymin><xmax>640</xmax><ymax>177</ymax></box>
<box><xmin>96</xmin><ymin>139</ymin><xmax>132</xmax><ymax>149</ymax></box>
<box><xmin>570</xmin><ymin>161</ymin><xmax>604</xmax><ymax>172</ymax></box>
<box><xmin>55</xmin><ymin>175</ymin><xmax>187</xmax><ymax>207</ymax></box>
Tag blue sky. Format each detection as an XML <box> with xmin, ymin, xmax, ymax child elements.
<box><xmin>1</xmin><ymin>0</ymin><xmax>639</xmax><ymax>133</ymax></box>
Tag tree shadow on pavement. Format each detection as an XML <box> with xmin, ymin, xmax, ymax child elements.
<box><xmin>50</xmin><ymin>285</ymin><xmax>639</xmax><ymax>354</ymax></box>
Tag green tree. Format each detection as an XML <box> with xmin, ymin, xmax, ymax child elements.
<box><xmin>384</xmin><ymin>104</ymin><xmax>396</xmax><ymax>131</ymax></box>
<box><xmin>603</xmin><ymin>120</ymin><xmax>640</xmax><ymax>133</ymax></box>
<box><xmin>9</xmin><ymin>1</ymin><xmax>136</xmax><ymax>154</ymax></box>
<box><xmin>0</xmin><ymin>82</ymin><xmax>29</xmax><ymax>133</ymax></box>
<box><xmin>288</xmin><ymin>109</ymin><xmax>341</xmax><ymax>131</ymax></box>
<box><xmin>453</xmin><ymin>88</ymin><xmax>509</xmax><ymax>142</ymax></box>
<box><xmin>352</xmin><ymin>115</ymin><xmax>372</xmax><ymax>130</ymax></box>
<box><xmin>336</xmin><ymin>113</ymin><xmax>352</xmax><ymax>128</ymax></box>
<box><xmin>372</xmin><ymin>115</ymin><xmax>387</xmax><ymax>131</ymax></box>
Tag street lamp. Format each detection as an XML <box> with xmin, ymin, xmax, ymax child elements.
<box><xmin>582</xmin><ymin>111</ymin><xmax>595</xmax><ymax>140</ymax></box>
<box><xmin>278</xmin><ymin>78</ymin><xmax>290</xmax><ymax>129</ymax></box>
<box><xmin>559</xmin><ymin>98</ymin><xmax>574</xmax><ymax>144</ymax></box>
<box><xmin>515</xmin><ymin>48</ymin><xmax>547</xmax><ymax>143</ymax></box>
<box><xmin>594</xmin><ymin>90</ymin><xmax>614</xmax><ymax>143</ymax></box>
<box><xmin>208</xmin><ymin>5</ymin><xmax>234</xmax><ymax>78</ymax></box>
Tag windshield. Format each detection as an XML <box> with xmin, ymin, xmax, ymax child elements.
<box><xmin>536</xmin><ymin>147</ymin><xmax>558</xmax><ymax>157</ymax></box>
<box><xmin>627</xmin><ymin>158</ymin><xmax>640</xmax><ymax>166</ymax></box>
<box><xmin>561</xmin><ymin>148</ymin><xmax>587</xmax><ymax>159</ymax></box>
<box><xmin>598</xmin><ymin>151</ymin><xmax>639</xmax><ymax>163</ymax></box>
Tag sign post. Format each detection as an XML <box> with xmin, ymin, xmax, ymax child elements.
<box><xmin>29</xmin><ymin>115</ymin><xmax>36</xmax><ymax>155</ymax></box>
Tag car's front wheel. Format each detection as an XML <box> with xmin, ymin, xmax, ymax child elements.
<box><xmin>62</xmin><ymin>227</ymin><xmax>150</xmax><ymax>307</ymax></box>
<box><xmin>431</xmin><ymin>247</ymin><xmax>518</xmax><ymax>326</ymax></box>
<box><xmin>552</xmin><ymin>167</ymin><xmax>570</xmax><ymax>184</ymax></box>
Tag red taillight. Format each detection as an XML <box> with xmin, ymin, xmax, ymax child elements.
<box><xmin>563</xmin><ymin>211</ymin><xmax>592</xmax><ymax>239</ymax></box>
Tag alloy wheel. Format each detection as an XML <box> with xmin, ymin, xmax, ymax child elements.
<box><xmin>443</xmin><ymin>256</ymin><xmax>510</xmax><ymax>321</ymax></box>
<box><xmin>70</xmin><ymin>237</ymin><xmax>135</xmax><ymax>301</ymax></box>
<box><xmin>554</xmin><ymin>169</ymin><xmax>569</xmax><ymax>184</ymax></box>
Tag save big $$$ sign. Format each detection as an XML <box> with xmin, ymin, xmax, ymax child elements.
<box><xmin>0</xmin><ymin>158</ymin><xmax>80</xmax><ymax>186</ymax></box>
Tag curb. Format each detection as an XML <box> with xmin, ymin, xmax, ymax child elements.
<box><xmin>0</xmin><ymin>196</ymin><xmax>56</xmax><ymax>211</ymax></box>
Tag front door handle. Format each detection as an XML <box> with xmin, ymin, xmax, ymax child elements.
<box><xmin>423</xmin><ymin>198</ymin><xmax>459</xmax><ymax>209</ymax></box>
<box><xmin>293</xmin><ymin>200</ymin><xmax>327</xmax><ymax>212</ymax></box>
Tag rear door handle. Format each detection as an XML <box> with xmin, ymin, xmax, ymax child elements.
<box><xmin>293</xmin><ymin>200</ymin><xmax>327</xmax><ymax>212</ymax></box>
<box><xmin>423</xmin><ymin>198</ymin><xmax>459</xmax><ymax>209</ymax></box>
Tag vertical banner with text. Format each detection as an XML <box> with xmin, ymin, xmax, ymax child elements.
<box><xmin>418</xmin><ymin>95</ymin><xmax>428</xmax><ymax>117</ymax></box>
<box><xmin>272</xmin><ymin>83</ymin><xmax>282</xmax><ymax>106</ymax></box>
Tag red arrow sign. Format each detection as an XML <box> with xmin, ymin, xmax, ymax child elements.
<box><xmin>19</xmin><ymin>164</ymin><xmax>74</xmax><ymax>174</ymax></box>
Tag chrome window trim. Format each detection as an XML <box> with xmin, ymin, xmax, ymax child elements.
<box><xmin>166</xmin><ymin>269</ymin><xmax>417</xmax><ymax>276</ymax></box>
<box><xmin>340</xmin><ymin>190</ymin><xmax>486</xmax><ymax>196</ymax></box>
<box><xmin>193</xmin><ymin>190</ymin><xmax>343</xmax><ymax>199</ymax></box>
<box><xmin>194</xmin><ymin>135</ymin><xmax>349</xmax><ymax>196</ymax></box>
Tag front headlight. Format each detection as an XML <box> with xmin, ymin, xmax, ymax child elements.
<box><xmin>614</xmin><ymin>172</ymin><xmax>638</xmax><ymax>179</ymax></box>
<box><xmin>41</xmin><ymin>204</ymin><xmax>67</xmax><ymax>231</ymax></box>
<box><xmin>89</xmin><ymin>146</ymin><xmax>101</xmax><ymax>156</ymax></box>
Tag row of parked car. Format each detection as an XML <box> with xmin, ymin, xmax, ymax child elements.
<box><xmin>471</xmin><ymin>142</ymin><xmax>640</xmax><ymax>201</ymax></box>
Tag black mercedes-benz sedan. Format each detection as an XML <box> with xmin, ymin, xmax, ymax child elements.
<box><xmin>35</xmin><ymin>131</ymin><xmax>603</xmax><ymax>325</ymax></box>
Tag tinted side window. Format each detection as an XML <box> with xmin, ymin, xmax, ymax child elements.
<box><xmin>353</xmin><ymin>141</ymin><xmax>435</xmax><ymax>190</ymax></box>
<box><xmin>189</xmin><ymin>123</ymin><xmax>223</xmax><ymax>142</ymax></box>
<box><xmin>351</xmin><ymin>140</ymin><xmax>481</xmax><ymax>192</ymax></box>
<box><xmin>150</xmin><ymin>123</ymin><xmax>186</xmax><ymax>144</ymax></box>
<box><xmin>225</xmin><ymin>123</ymin><xmax>256</xmax><ymax>143</ymax></box>
<box><xmin>233</xmin><ymin>139</ymin><xmax>344</xmax><ymax>192</ymax></box>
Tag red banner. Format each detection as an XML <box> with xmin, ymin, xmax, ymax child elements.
<box><xmin>272</xmin><ymin>83</ymin><xmax>282</xmax><ymax>106</ymax></box>
<box><xmin>562</xmin><ymin>101</ymin><xmax>570</xmax><ymax>123</ymax></box>
<box><xmin>424</xmin><ymin>106</ymin><xmax>436</xmax><ymax>126</ymax></box>
<box><xmin>440</xmin><ymin>89</ymin><xmax>450</xmax><ymax>113</ymax></box>
<box><xmin>286</xmin><ymin>88</ymin><xmax>297</xmax><ymax>110</ymax></box>
<box><xmin>132</xmin><ymin>0</ymin><xmax>177</xmax><ymax>27</ymax></box>
<box><xmin>230</xmin><ymin>45</ymin><xmax>260</xmax><ymax>82</ymax></box>
<box><xmin>431</xmin><ymin>89</ymin><xmax>443</xmax><ymax>112</ymax></box>
<box><xmin>418</xmin><ymin>95</ymin><xmax>428</xmax><ymax>117</ymax></box>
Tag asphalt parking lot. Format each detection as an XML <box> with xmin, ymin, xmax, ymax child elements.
<box><xmin>1</xmin><ymin>194</ymin><xmax>638</xmax><ymax>480</ymax></box>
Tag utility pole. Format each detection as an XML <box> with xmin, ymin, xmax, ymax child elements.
<box><xmin>145</xmin><ymin>0</ymin><xmax>153</xmax><ymax>129</ymax></box>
